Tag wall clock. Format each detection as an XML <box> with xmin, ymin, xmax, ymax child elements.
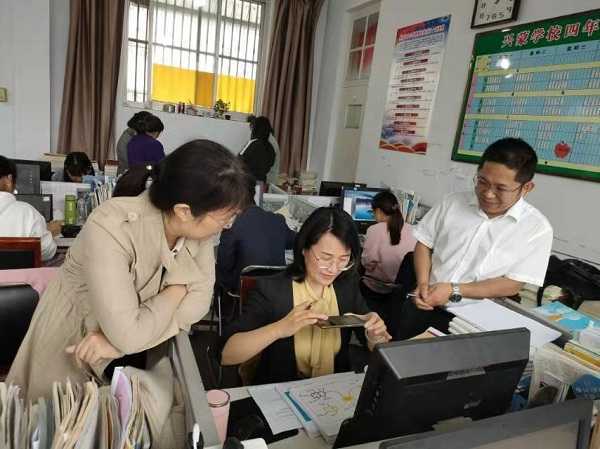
<box><xmin>471</xmin><ymin>0</ymin><xmax>520</xmax><ymax>28</ymax></box>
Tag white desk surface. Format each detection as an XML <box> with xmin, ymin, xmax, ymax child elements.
<box><xmin>225</xmin><ymin>387</ymin><xmax>378</xmax><ymax>449</ymax></box>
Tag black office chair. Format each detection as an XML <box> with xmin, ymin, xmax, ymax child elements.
<box><xmin>0</xmin><ymin>284</ymin><xmax>39</xmax><ymax>378</ymax></box>
<box><xmin>0</xmin><ymin>238</ymin><xmax>42</xmax><ymax>270</ymax></box>
<box><xmin>209</xmin><ymin>265</ymin><xmax>287</xmax><ymax>336</ymax></box>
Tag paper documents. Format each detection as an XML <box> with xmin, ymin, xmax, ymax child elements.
<box><xmin>288</xmin><ymin>373</ymin><xmax>364</xmax><ymax>443</ymax></box>
<box><xmin>450</xmin><ymin>299</ymin><xmax>561</xmax><ymax>348</ymax></box>
<box><xmin>247</xmin><ymin>384</ymin><xmax>301</xmax><ymax>435</ymax></box>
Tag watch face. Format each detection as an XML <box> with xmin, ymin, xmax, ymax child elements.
<box><xmin>449</xmin><ymin>294</ymin><xmax>462</xmax><ymax>303</ymax></box>
<box><xmin>472</xmin><ymin>0</ymin><xmax>517</xmax><ymax>28</ymax></box>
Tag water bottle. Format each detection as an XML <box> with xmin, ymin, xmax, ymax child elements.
<box><xmin>64</xmin><ymin>195</ymin><xmax>77</xmax><ymax>225</ymax></box>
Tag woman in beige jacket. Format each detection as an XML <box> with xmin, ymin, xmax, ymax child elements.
<box><xmin>8</xmin><ymin>140</ymin><xmax>252</xmax><ymax>401</ymax></box>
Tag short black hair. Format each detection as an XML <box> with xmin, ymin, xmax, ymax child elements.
<box><xmin>149</xmin><ymin>139</ymin><xmax>253</xmax><ymax>217</ymax></box>
<box><xmin>479</xmin><ymin>138</ymin><xmax>538</xmax><ymax>183</ymax></box>
<box><xmin>127</xmin><ymin>111</ymin><xmax>153</xmax><ymax>133</ymax></box>
<box><xmin>287</xmin><ymin>207</ymin><xmax>361</xmax><ymax>282</ymax></box>
<box><xmin>141</xmin><ymin>114</ymin><xmax>164</xmax><ymax>134</ymax></box>
<box><xmin>64</xmin><ymin>152</ymin><xmax>95</xmax><ymax>182</ymax></box>
<box><xmin>251</xmin><ymin>116</ymin><xmax>273</xmax><ymax>141</ymax></box>
<box><xmin>0</xmin><ymin>155</ymin><xmax>17</xmax><ymax>182</ymax></box>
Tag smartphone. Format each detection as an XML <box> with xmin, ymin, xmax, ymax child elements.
<box><xmin>315</xmin><ymin>314</ymin><xmax>365</xmax><ymax>329</ymax></box>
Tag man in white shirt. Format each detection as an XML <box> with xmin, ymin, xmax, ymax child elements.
<box><xmin>412</xmin><ymin>138</ymin><xmax>553</xmax><ymax>311</ymax></box>
<box><xmin>0</xmin><ymin>156</ymin><xmax>59</xmax><ymax>261</ymax></box>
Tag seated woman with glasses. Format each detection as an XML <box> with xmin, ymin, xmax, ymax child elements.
<box><xmin>221</xmin><ymin>207</ymin><xmax>391</xmax><ymax>385</ymax></box>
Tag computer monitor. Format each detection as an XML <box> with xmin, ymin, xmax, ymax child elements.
<box><xmin>16</xmin><ymin>194</ymin><xmax>53</xmax><ymax>222</ymax></box>
<box><xmin>341</xmin><ymin>186</ymin><xmax>384</xmax><ymax>233</ymax></box>
<box><xmin>14</xmin><ymin>163</ymin><xmax>41</xmax><ymax>194</ymax></box>
<box><xmin>333</xmin><ymin>329</ymin><xmax>530</xmax><ymax>448</ymax></box>
<box><xmin>319</xmin><ymin>181</ymin><xmax>366</xmax><ymax>197</ymax></box>
<box><xmin>380</xmin><ymin>398</ymin><xmax>592</xmax><ymax>449</ymax></box>
<box><xmin>12</xmin><ymin>159</ymin><xmax>52</xmax><ymax>181</ymax></box>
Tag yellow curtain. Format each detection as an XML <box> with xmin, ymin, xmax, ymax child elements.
<box><xmin>151</xmin><ymin>64</ymin><xmax>255</xmax><ymax>113</ymax></box>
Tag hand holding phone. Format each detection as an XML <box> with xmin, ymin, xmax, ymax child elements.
<box><xmin>315</xmin><ymin>314</ymin><xmax>366</xmax><ymax>329</ymax></box>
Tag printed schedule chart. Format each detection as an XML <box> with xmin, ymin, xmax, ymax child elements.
<box><xmin>453</xmin><ymin>9</ymin><xmax>600</xmax><ymax>182</ymax></box>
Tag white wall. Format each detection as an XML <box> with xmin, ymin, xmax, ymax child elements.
<box><xmin>0</xmin><ymin>0</ymin><xmax>51</xmax><ymax>160</ymax></box>
<box><xmin>114</xmin><ymin>105</ymin><xmax>251</xmax><ymax>154</ymax></box>
<box><xmin>348</xmin><ymin>0</ymin><xmax>600</xmax><ymax>264</ymax></box>
<box><xmin>309</xmin><ymin>0</ymin><xmax>372</xmax><ymax>177</ymax></box>
<box><xmin>50</xmin><ymin>0</ymin><xmax>70</xmax><ymax>153</ymax></box>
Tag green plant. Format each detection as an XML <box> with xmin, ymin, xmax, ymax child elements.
<box><xmin>213</xmin><ymin>99</ymin><xmax>230</xmax><ymax>118</ymax></box>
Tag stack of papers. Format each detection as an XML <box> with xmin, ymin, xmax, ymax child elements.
<box><xmin>247</xmin><ymin>372</ymin><xmax>365</xmax><ymax>443</ymax></box>
<box><xmin>447</xmin><ymin>299</ymin><xmax>561</xmax><ymax>349</ymax></box>
<box><xmin>0</xmin><ymin>369</ymin><xmax>150</xmax><ymax>449</ymax></box>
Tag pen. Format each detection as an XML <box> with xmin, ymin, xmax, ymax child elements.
<box><xmin>406</xmin><ymin>293</ymin><xmax>417</xmax><ymax>298</ymax></box>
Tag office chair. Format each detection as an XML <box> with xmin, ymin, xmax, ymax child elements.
<box><xmin>209</xmin><ymin>265</ymin><xmax>286</xmax><ymax>336</ymax></box>
<box><xmin>0</xmin><ymin>237</ymin><xmax>42</xmax><ymax>270</ymax></box>
<box><xmin>0</xmin><ymin>284</ymin><xmax>39</xmax><ymax>378</ymax></box>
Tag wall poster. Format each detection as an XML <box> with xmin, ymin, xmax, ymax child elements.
<box><xmin>380</xmin><ymin>15</ymin><xmax>451</xmax><ymax>155</ymax></box>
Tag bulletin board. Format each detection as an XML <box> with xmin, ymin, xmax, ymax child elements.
<box><xmin>452</xmin><ymin>9</ymin><xmax>600</xmax><ymax>182</ymax></box>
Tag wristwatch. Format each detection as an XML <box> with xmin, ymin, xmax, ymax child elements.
<box><xmin>449</xmin><ymin>283</ymin><xmax>462</xmax><ymax>303</ymax></box>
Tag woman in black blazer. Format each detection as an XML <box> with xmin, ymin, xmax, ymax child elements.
<box><xmin>221</xmin><ymin>207</ymin><xmax>391</xmax><ymax>385</ymax></box>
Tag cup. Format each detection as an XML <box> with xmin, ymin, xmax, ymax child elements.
<box><xmin>206</xmin><ymin>389</ymin><xmax>230</xmax><ymax>443</ymax></box>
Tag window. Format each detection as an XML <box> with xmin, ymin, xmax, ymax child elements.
<box><xmin>126</xmin><ymin>0</ymin><xmax>267</xmax><ymax>114</ymax></box>
<box><xmin>346</xmin><ymin>12</ymin><xmax>378</xmax><ymax>81</ymax></box>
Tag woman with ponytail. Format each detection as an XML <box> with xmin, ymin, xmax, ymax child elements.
<box><xmin>8</xmin><ymin>139</ymin><xmax>253</xmax><ymax>401</ymax></box>
<box><xmin>361</xmin><ymin>190</ymin><xmax>417</xmax><ymax>299</ymax></box>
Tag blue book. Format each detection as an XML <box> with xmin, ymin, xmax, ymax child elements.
<box><xmin>533</xmin><ymin>302</ymin><xmax>599</xmax><ymax>334</ymax></box>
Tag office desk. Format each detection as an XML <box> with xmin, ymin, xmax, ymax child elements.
<box><xmin>225</xmin><ymin>386</ymin><xmax>380</xmax><ymax>449</ymax></box>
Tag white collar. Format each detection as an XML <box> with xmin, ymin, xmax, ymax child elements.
<box><xmin>468</xmin><ymin>191</ymin><xmax>527</xmax><ymax>222</ymax></box>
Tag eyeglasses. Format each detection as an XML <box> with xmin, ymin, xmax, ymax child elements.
<box><xmin>310</xmin><ymin>248</ymin><xmax>354</xmax><ymax>272</ymax></box>
<box><xmin>207</xmin><ymin>212</ymin><xmax>238</xmax><ymax>230</ymax></box>
<box><xmin>473</xmin><ymin>175</ymin><xmax>523</xmax><ymax>199</ymax></box>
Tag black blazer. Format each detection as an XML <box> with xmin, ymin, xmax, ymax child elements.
<box><xmin>221</xmin><ymin>271</ymin><xmax>371</xmax><ymax>385</ymax></box>
<box><xmin>216</xmin><ymin>206</ymin><xmax>295</xmax><ymax>292</ymax></box>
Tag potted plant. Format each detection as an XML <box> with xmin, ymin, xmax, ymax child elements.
<box><xmin>213</xmin><ymin>99</ymin><xmax>230</xmax><ymax>119</ymax></box>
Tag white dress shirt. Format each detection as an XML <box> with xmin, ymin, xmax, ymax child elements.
<box><xmin>0</xmin><ymin>191</ymin><xmax>57</xmax><ymax>261</ymax></box>
<box><xmin>413</xmin><ymin>191</ymin><xmax>553</xmax><ymax>287</ymax></box>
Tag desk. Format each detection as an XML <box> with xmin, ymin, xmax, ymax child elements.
<box><xmin>225</xmin><ymin>386</ymin><xmax>380</xmax><ymax>449</ymax></box>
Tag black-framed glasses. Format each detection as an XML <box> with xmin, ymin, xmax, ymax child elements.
<box><xmin>309</xmin><ymin>248</ymin><xmax>355</xmax><ymax>272</ymax></box>
<box><xmin>473</xmin><ymin>175</ymin><xmax>523</xmax><ymax>198</ymax></box>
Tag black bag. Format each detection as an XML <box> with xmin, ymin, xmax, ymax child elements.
<box><xmin>537</xmin><ymin>255</ymin><xmax>600</xmax><ymax>309</ymax></box>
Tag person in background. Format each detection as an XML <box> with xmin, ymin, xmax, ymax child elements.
<box><xmin>0</xmin><ymin>156</ymin><xmax>59</xmax><ymax>261</ymax></box>
<box><xmin>112</xmin><ymin>164</ymin><xmax>154</xmax><ymax>198</ymax></box>
<box><xmin>239</xmin><ymin>116</ymin><xmax>275</xmax><ymax>184</ymax></box>
<box><xmin>399</xmin><ymin>138</ymin><xmax>553</xmax><ymax>339</ymax></box>
<box><xmin>361</xmin><ymin>191</ymin><xmax>417</xmax><ymax>300</ymax></box>
<box><xmin>116</xmin><ymin>111</ymin><xmax>153</xmax><ymax>174</ymax></box>
<box><xmin>221</xmin><ymin>207</ymin><xmax>390</xmax><ymax>385</ymax></box>
<box><xmin>127</xmin><ymin>114</ymin><xmax>166</xmax><ymax>167</ymax></box>
<box><xmin>246</xmin><ymin>115</ymin><xmax>280</xmax><ymax>185</ymax></box>
<box><xmin>63</xmin><ymin>152</ymin><xmax>95</xmax><ymax>183</ymax></box>
<box><xmin>8</xmin><ymin>140</ymin><xmax>252</xmax><ymax>401</ymax></box>
<box><xmin>216</xmin><ymin>175</ymin><xmax>296</xmax><ymax>296</ymax></box>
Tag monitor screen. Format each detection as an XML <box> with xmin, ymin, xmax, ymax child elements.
<box><xmin>334</xmin><ymin>329</ymin><xmax>530</xmax><ymax>448</ymax></box>
<box><xmin>16</xmin><ymin>194</ymin><xmax>53</xmax><ymax>222</ymax></box>
<box><xmin>341</xmin><ymin>187</ymin><xmax>384</xmax><ymax>223</ymax></box>
<box><xmin>319</xmin><ymin>181</ymin><xmax>367</xmax><ymax>197</ymax></box>
<box><xmin>15</xmin><ymin>163</ymin><xmax>41</xmax><ymax>194</ymax></box>
<box><xmin>12</xmin><ymin>159</ymin><xmax>52</xmax><ymax>182</ymax></box>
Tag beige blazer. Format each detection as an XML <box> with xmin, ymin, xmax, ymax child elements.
<box><xmin>7</xmin><ymin>193</ymin><xmax>215</xmax><ymax>401</ymax></box>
